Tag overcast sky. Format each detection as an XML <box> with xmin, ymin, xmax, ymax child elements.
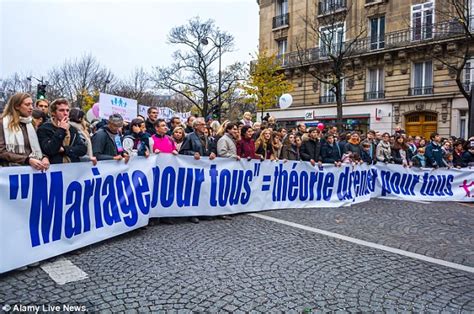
<box><xmin>0</xmin><ymin>0</ymin><xmax>259</xmax><ymax>80</ymax></box>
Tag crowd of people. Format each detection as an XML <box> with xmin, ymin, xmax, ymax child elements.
<box><xmin>1</xmin><ymin>92</ymin><xmax>474</xmax><ymax>181</ymax></box>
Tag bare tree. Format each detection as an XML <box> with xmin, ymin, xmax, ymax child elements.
<box><xmin>294</xmin><ymin>3</ymin><xmax>369</xmax><ymax>130</ymax></box>
<box><xmin>427</xmin><ymin>0</ymin><xmax>474</xmax><ymax>136</ymax></box>
<box><xmin>47</xmin><ymin>54</ymin><xmax>115</xmax><ymax>107</ymax></box>
<box><xmin>111</xmin><ymin>67</ymin><xmax>155</xmax><ymax>104</ymax></box>
<box><xmin>151</xmin><ymin>17</ymin><xmax>246</xmax><ymax>120</ymax></box>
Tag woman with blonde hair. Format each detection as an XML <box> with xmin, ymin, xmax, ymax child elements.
<box><xmin>255</xmin><ymin>128</ymin><xmax>274</xmax><ymax>160</ymax></box>
<box><xmin>215</xmin><ymin>120</ymin><xmax>230</xmax><ymax>141</ymax></box>
<box><xmin>172</xmin><ymin>126</ymin><xmax>186</xmax><ymax>151</ymax></box>
<box><xmin>0</xmin><ymin>93</ymin><xmax>49</xmax><ymax>170</ymax></box>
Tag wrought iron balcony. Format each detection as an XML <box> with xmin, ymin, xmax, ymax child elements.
<box><xmin>408</xmin><ymin>86</ymin><xmax>434</xmax><ymax>96</ymax></box>
<box><xmin>318</xmin><ymin>0</ymin><xmax>347</xmax><ymax>15</ymax></box>
<box><xmin>275</xmin><ymin>19</ymin><xmax>466</xmax><ymax>68</ymax></box>
<box><xmin>364</xmin><ymin>90</ymin><xmax>385</xmax><ymax>100</ymax></box>
<box><xmin>319</xmin><ymin>94</ymin><xmax>346</xmax><ymax>104</ymax></box>
<box><xmin>273</xmin><ymin>13</ymin><xmax>289</xmax><ymax>29</ymax></box>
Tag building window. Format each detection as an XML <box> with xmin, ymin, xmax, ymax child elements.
<box><xmin>460</xmin><ymin>110</ymin><xmax>467</xmax><ymax>139</ymax></box>
<box><xmin>370</xmin><ymin>16</ymin><xmax>385</xmax><ymax>50</ymax></box>
<box><xmin>277</xmin><ymin>39</ymin><xmax>287</xmax><ymax>56</ymax></box>
<box><xmin>411</xmin><ymin>1</ymin><xmax>434</xmax><ymax>41</ymax></box>
<box><xmin>277</xmin><ymin>0</ymin><xmax>288</xmax><ymax>15</ymax></box>
<box><xmin>318</xmin><ymin>0</ymin><xmax>347</xmax><ymax>15</ymax></box>
<box><xmin>464</xmin><ymin>58</ymin><xmax>474</xmax><ymax>92</ymax></box>
<box><xmin>320</xmin><ymin>79</ymin><xmax>345</xmax><ymax>103</ymax></box>
<box><xmin>411</xmin><ymin>61</ymin><xmax>433</xmax><ymax>95</ymax></box>
<box><xmin>273</xmin><ymin>0</ymin><xmax>289</xmax><ymax>28</ymax></box>
<box><xmin>365</xmin><ymin>68</ymin><xmax>384</xmax><ymax>100</ymax></box>
<box><xmin>319</xmin><ymin>24</ymin><xmax>345</xmax><ymax>57</ymax></box>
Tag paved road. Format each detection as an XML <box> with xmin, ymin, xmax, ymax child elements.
<box><xmin>1</xmin><ymin>199</ymin><xmax>473</xmax><ymax>312</ymax></box>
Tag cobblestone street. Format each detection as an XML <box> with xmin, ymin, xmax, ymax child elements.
<box><xmin>1</xmin><ymin>199</ymin><xmax>473</xmax><ymax>312</ymax></box>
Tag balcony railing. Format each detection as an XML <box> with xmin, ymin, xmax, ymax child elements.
<box><xmin>273</xmin><ymin>13</ymin><xmax>289</xmax><ymax>29</ymax></box>
<box><xmin>364</xmin><ymin>90</ymin><xmax>385</xmax><ymax>100</ymax></box>
<box><xmin>320</xmin><ymin>94</ymin><xmax>346</xmax><ymax>104</ymax></box>
<box><xmin>318</xmin><ymin>0</ymin><xmax>347</xmax><ymax>15</ymax></box>
<box><xmin>409</xmin><ymin>86</ymin><xmax>434</xmax><ymax>96</ymax></box>
<box><xmin>275</xmin><ymin>19</ymin><xmax>465</xmax><ymax>68</ymax></box>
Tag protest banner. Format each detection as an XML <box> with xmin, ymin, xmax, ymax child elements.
<box><xmin>0</xmin><ymin>155</ymin><xmax>472</xmax><ymax>273</ymax></box>
<box><xmin>99</xmin><ymin>93</ymin><xmax>138</xmax><ymax>122</ymax></box>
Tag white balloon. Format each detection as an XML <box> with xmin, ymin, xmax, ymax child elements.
<box><xmin>279</xmin><ymin>94</ymin><xmax>293</xmax><ymax>109</ymax></box>
<box><xmin>86</xmin><ymin>109</ymin><xmax>96</xmax><ymax>122</ymax></box>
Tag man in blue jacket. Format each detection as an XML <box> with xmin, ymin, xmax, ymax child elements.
<box><xmin>425</xmin><ymin>132</ymin><xmax>444</xmax><ymax>168</ymax></box>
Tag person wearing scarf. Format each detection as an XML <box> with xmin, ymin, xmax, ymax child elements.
<box><xmin>0</xmin><ymin>93</ymin><xmax>49</xmax><ymax>170</ymax></box>
<box><xmin>37</xmin><ymin>98</ymin><xmax>87</xmax><ymax>164</ymax></box>
<box><xmin>411</xmin><ymin>147</ymin><xmax>427</xmax><ymax>167</ymax></box>
<box><xmin>237</xmin><ymin>125</ymin><xmax>257</xmax><ymax>159</ymax></box>
<box><xmin>376</xmin><ymin>132</ymin><xmax>393</xmax><ymax>163</ymax></box>
<box><xmin>343</xmin><ymin>132</ymin><xmax>362</xmax><ymax>156</ymax></box>
<box><xmin>123</xmin><ymin>118</ymin><xmax>155</xmax><ymax>157</ymax></box>
<box><xmin>68</xmin><ymin>108</ymin><xmax>97</xmax><ymax>165</ymax></box>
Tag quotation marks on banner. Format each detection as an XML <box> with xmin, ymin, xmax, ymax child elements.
<box><xmin>9</xmin><ymin>174</ymin><xmax>30</xmax><ymax>200</ymax></box>
<box><xmin>262</xmin><ymin>175</ymin><xmax>271</xmax><ymax>191</ymax></box>
<box><xmin>111</xmin><ymin>97</ymin><xmax>127</xmax><ymax>107</ymax></box>
<box><xmin>253</xmin><ymin>163</ymin><xmax>261</xmax><ymax>176</ymax></box>
<box><xmin>459</xmin><ymin>180</ymin><xmax>474</xmax><ymax>197</ymax></box>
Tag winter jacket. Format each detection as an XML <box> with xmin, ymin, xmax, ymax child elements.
<box><xmin>151</xmin><ymin>133</ymin><xmax>176</xmax><ymax>154</ymax></box>
<box><xmin>300</xmin><ymin>138</ymin><xmax>321</xmax><ymax>162</ymax></box>
<box><xmin>425</xmin><ymin>141</ymin><xmax>444</xmax><ymax>167</ymax></box>
<box><xmin>280</xmin><ymin>144</ymin><xmax>300</xmax><ymax>160</ymax></box>
<box><xmin>179</xmin><ymin>132</ymin><xmax>217</xmax><ymax>156</ymax></box>
<box><xmin>145</xmin><ymin>119</ymin><xmax>156</xmax><ymax>136</ymax></box>
<box><xmin>321</xmin><ymin>142</ymin><xmax>342</xmax><ymax>163</ymax></box>
<box><xmin>411</xmin><ymin>154</ymin><xmax>427</xmax><ymax>167</ymax></box>
<box><xmin>462</xmin><ymin>150</ymin><xmax>474</xmax><ymax>167</ymax></box>
<box><xmin>391</xmin><ymin>147</ymin><xmax>412</xmax><ymax>165</ymax></box>
<box><xmin>123</xmin><ymin>132</ymin><xmax>154</xmax><ymax>157</ymax></box>
<box><xmin>237</xmin><ymin>138</ymin><xmax>257</xmax><ymax>159</ymax></box>
<box><xmin>92</xmin><ymin>127</ymin><xmax>124</xmax><ymax>160</ymax></box>
<box><xmin>453</xmin><ymin>150</ymin><xmax>465</xmax><ymax>167</ymax></box>
<box><xmin>217</xmin><ymin>133</ymin><xmax>238</xmax><ymax>158</ymax></box>
<box><xmin>361</xmin><ymin>149</ymin><xmax>374</xmax><ymax>164</ymax></box>
<box><xmin>37</xmin><ymin>122</ymin><xmax>87</xmax><ymax>164</ymax></box>
<box><xmin>376</xmin><ymin>141</ymin><xmax>392</xmax><ymax>163</ymax></box>
<box><xmin>343</xmin><ymin>140</ymin><xmax>362</xmax><ymax>156</ymax></box>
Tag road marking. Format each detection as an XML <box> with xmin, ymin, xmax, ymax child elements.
<box><xmin>408</xmin><ymin>200</ymin><xmax>431</xmax><ymax>204</ymax></box>
<box><xmin>40</xmin><ymin>257</ymin><xmax>88</xmax><ymax>285</ymax></box>
<box><xmin>250</xmin><ymin>213</ymin><xmax>474</xmax><ymax>274</ymax></box>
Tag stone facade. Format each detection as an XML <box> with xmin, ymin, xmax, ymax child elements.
<box><xmin>257</xmin><ymin>0</ymin><xmax>471</xmax><ymax>138</ymax></box>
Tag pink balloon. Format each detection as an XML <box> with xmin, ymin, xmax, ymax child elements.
<box><xmin>317</xmin><ymin>123</ymin><xmax>325</xmax><ymax>130</ymax></box>
<box><xmin>92</xmin><ymin>103</ymin><xmax>100</xmax><ymax>118</ymax></box>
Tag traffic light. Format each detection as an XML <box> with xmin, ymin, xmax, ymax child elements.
<box><xmin>36</xmin><ymin>84</ymin><xmax>47</xmax><ymax>100</ymax></box>
<box><xmin>211</xmin><ymin>105</ymin><xmax>219</xmax><ymax>119</ymax></box>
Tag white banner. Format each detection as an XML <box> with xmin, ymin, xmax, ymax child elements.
<box><xmin>99</xmin><ymin>93</ymin><xmax>138</xmax><ymax>122</ymax></box>
<box><xmin>138</xmin><ymin>104</ymin><xmax>191</xmax><ymax>123</ymax></box>
<box><xmin>0</xmin><ymin>155</ymin><xmax>473</xmax><ymax>273</ymax></box>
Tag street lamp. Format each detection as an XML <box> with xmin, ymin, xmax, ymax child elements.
<box><xmin>200</xmin><ymin>36</ymin><xmax>222</xmax><ymax>121</ymax></box>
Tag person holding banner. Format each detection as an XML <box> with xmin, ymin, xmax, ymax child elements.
<box><xmin>462</xmin><ymin>139</ymin><xmax>474</xmax><ymax>167</ymax></box>
<box><xmin>425</xmin><ymin>132</ymin><xmax>444</xmax><ymax>168</ymax></box>
<box><xmin>217</xmin><ymin>123</ymin><xmax>240</xmax><ymax>160</ymax></box>
<box><xmin>37</xmin><ymin>98</ymin><xmax>88</xmax><ymax>164</ymax></box>
<box><xmin>69</xmin><ymin>108</ymin><xmax>97</xmax><ymax>165</ymax></box>
<box><xmin>123</xmin><ymin>118</ymin><xmax>154</xmax><ymax>157</ymax></box>
<box><xmin>255</xmin><ymin>129</ymin><xmax>275</xmax><ymax>161</ymax></box>
<box><xmin>321</xmin><ymin>134</ymin><xmax>342</xmax><ymax>165</ymax></box>
<box><xmin>237</xmin><ymin>125</ymin><xmax>257</xmax><ymax>159</ymax></box>
<box><xmin>152</xmin><ymin>119</ymin><xmax>178</xmax><ymax>155</ymax></box>
<box><xmin>300</xmin><ymin>127</ymin><xmax>322</xmax><ymax>167</ymax></box>
<box><xmin>92</xmin><ymin>114</ymin><xmax>129</xmax><ymax>162</ymax></box>
<box><xmin>376</xmin><ymin>133</ymin><xmax>393</xmax><ymax>163</ymax></box>
<box><xmin>0</xmin><ymin>93</ymin><xmax>50</xmax><ymax>170</ymax></box>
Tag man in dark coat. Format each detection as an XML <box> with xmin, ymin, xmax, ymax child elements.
<box><xmin>37</xmin><ymin>98</ymin><xmax>87</xmax><ymax>164</ymax></box>
<box><xmin>145</xmin><ymin>106</ymin><xmax>158</xmax><ymax>136</ymax></box>
<box><xmin>300</xmin><ymin>127</ymin><xmax>322</xmax><ymax>166</ymax></box>
<box><xmin>425</xmin><ymin>132</ymin><xmax>444</xmax><ymax>167</ymax></box>
<box><xmin>92</xmin><ymin>114</ymin><xmax>129</xmax><ymax>162</ymax></box>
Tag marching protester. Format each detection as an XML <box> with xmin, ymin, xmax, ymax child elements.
<box><xmin>463</xmin><ymin>138</ymin><xmax>474</xmax><ymax>167</ymax></box>
<box><xmin>69</xmin><ymin>108</ymin><xmax>97</xmax><ymax>165</ymax></box>
<box><xmin>37</xmin><ymin>98</ymin><xmax>88</xmax><ymax>164</ymax></box>
<box><xmin>32</xmin><ymin>109</ymin><xmax>48</xmax><ymax>130</ymax></box>
<box><xmin>145</xmin><ymin>106</ymin><xmax>159</xmax><ymax>136</ymax></box>
<box><xmin>237</xmin><ymin>125</ymin><xmax>257</xmax><ymax>159</ymax></box>
<box><xmin>360</xmin><ymin>141</ymin><xmax>375</xmax><ymax>165</ymax></box>
<box><xmin>321</xmin><ymin>134</ymin><xmax>341</xmax><ymax>165</ymax></box>
<box><xmin>300</xmin><ymin>127</ymin><xmax>322</xmax><ymax>166</ymax></box>
<box><xmin>92</xmin><ymin>114</ymin><xmax>129</xmax><ymax>162</ymax></box>
<box><xmin>376</xmin><ymin>132</ymin><xmax>393</xmax><ymax>163</ymax></box>
<box><xmin>35</xmin><ymin>98</ymin><xmax>50</xmax><ymax>116</ymax></box>
<box><xmin>184</xmin><ymin>115</ymin><xmax>196</xmax><ymax>134</ymax></box>
<box><xmin>272</xmin><ymin>132</ymin><xmax>283</xmax><ymax>160</ymax></box>
<box><xmin>411</xmin><ymin>147</ymin><xmax>427</xmax><ymax>168</ymax></box>
<box><xmin>343</xmin><ymin>132</ymin><xmax>362</xmax><ymax>156</ymax></box>
<box><xmin>172</xmin><ymin>126</ymin><xmax>186</xmax><ymax>151</ymax></box>
<box><xmin>280</xmin><ymin>133</ymin><xmax>300</xmax><ymax>161</ymax></box>
<box><xmin>0</xmin><ymin>93</ymin><xmax>49</xmax><ymax>170</ymax></box>
<box><xmin>152</xmin><ymin>119</ymin><xmax>178</xmax><ymax>155</ymax></box>
<box><xmin>453</xmin><ymin>140</ymin><xmax>465</xmax><ymax>168</ymax></box>
<box><xmin>179</xmin><ymin>117</ymin><xmax>217</xmax><ymax>224</ymax></box>
<box><xmin>217</xmin><ymin>122</ymin><xmax>240</xmax><ymax>160</ymax></box>
<box><xmin>240</xmin><ymin>112</ymin><xmax>253</xmax><ymax>127</ymax></box>
<box><xmin>166</xmin><ymin>116</ymin><xmax>182</xmax><ymax>136</ymax></box>
<box><xmin>123</xmin><ymin>118</ymin><xmax>154</xmax><ymax>157</ymax></box>
<box><xmin>425</xmin><ymin>132</ymin><xmax>444</xmax><ymax>168</ymax></box>
<box><xmin>255</xmin><ymin>128</ymin><xmax>274</xmax><ymax>160</ymax></box>
<box><xmin>391</xmin><ymin>135</ymin><xmax>412</xmax><ymax>167</ymax></box>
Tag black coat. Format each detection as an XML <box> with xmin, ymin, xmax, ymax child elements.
<box><xmin>179</xmin><ymin>132</ymin><xmax>217</xmax><ymax>156</ymax></box>
<box><xmin>300</xmin><ymin>138</ymin><xmax>321</xmax><ymax>162</ymax></box>
<box><xmin>343</xmin><ymin>141</ymin><xmax>362</xmax><ymax>156</ymax></box>
<box><xmin>391</xmin><ymin>147</ymin><xmax>413</xmax><ymax>165</ymax></box>
<box><xmin>37</xmin><ymin>122</ymin><xmax>87</xmax><ymax>164</ymax></box>
<box><xmin>145</xmin><ymin>119</ymin><xmax>156</xmax><ymax>136</ymax></box>
<box><xmin>92</xmin><ymin>127</ymin><xmax>123</xmax><ymax>160</ymax></box>
<box><xmin>321</xmin><ymin>142</ymin><xmax>342</xmax><ymax>163</ymax></box>
<box><xmin>361</xmin><ymin>150</ymin><xmax>374</xmax><ymax>164</ymax></box>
